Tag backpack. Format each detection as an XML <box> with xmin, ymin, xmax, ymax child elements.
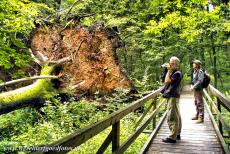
<box><xmin>202</xmin><ymin>72</ymin><xmax>210</xmax><ymax>88</ymax></box>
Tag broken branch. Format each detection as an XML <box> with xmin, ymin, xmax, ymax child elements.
<box><xmin>29</xmin><ymin>48</ymin><xmax>42</xmax><ymax>65</ymax></box>
<box><xmin>29</xmin><ymin>48</ymin><xmax>48</xmax><ymax>65</ymax></box>
<box><xmin>0</xmin><ymin>75</ymin><xmax>58</xmax><ymax>87</ymax></box>
<box><xmin>65</xmin><ymin>0</ymin><xmax>82</xmax><ymax>21</ymax></box>
<box><xmin>48</xmin><ymin>56</ymin><xmax>72</xmax><ymax>65</ymax></box>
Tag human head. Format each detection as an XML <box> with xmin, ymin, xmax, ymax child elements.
<box><xmin>193</xmin><ymin>60</ymin><xmax>201</xmax><ymax>69</ymax></box>
<box><xmin>169</xmin><ymin>56</ymin><xmax>180</xmax><ymax>70</ymax></box>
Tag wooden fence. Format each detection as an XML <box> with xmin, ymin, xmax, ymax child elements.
<box><xmin>34</xmin><ymin>87</ymin><xmax>168</xmax><ymax>154</ymax></box>
<box><xmin>203</xmin><ymin>85</ymin><xmax>230</xmax><ymax>153</ymax></box>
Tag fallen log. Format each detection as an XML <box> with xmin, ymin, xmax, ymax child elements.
<box><xmin>0</xmin><ymin>64</ymin><xmax>57</xmax><ymax>114</ymax></box>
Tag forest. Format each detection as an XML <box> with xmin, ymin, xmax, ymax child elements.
<box><xmin>0</xmin><ymin>0</ymin><xmax>229</xmax><ymax>153</ymax></box>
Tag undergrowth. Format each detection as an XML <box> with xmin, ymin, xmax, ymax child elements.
<box><xmin>0</xmin><ymin>83</ymin><xmax>165</xmax><ymax>154</ymax></box>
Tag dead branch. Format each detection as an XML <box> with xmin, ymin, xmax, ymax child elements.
<box><xmin>65</xmin><ymin>0</ymin><xmax>82</xmax><ymax>21</ymax></box>
<box><xmin>70</xmin><ymin>80</ymin><xmax>85</xmax><ymax>90</ymax></box>
<box><xmin>29</xmin><ymin>48</ymin><xmax>48</xmax><ymax>65</ymax></box>
<box><xmin>48</xmin><ymin>56</ymin><xmax>72</xmax><ymax>65</ymax></box>
<box><xmin>71</xmin><ymin>39</ymin><xmax>86</xmax><ymax>60</ymax></box>
<box><xmin>29</xmin><ymin>48</ymin><xmax>42</xmax><ymax>65</ymax></box>
<box><xmin>0</xmin><ymin>75</ymin><xmax>58</xmax><ymax>87</ymax></box>
<box><xmin>72</xmin><ymin>13</ymin><xmax>95</xmax><ymax>21</ymax></box>
<box><xmin>35</xmin><ymin>50</ymin><xmax>48</xmax><ymax>63</ymax></box>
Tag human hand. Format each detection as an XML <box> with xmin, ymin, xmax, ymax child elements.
<box><xmin>167</xmin><ymin>68</ymin><xmax>173</xmax><ymax>73</ymax></box>
<box><xmin>190</xmin><ymin>85</ymin><xmax>194</xmax><ymax>91</ymax></box>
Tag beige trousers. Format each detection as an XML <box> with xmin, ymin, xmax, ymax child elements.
<box><xmin>167</xmin><ymin>97</ymin><xmax>182</xmax><ymax>140</ymax></box>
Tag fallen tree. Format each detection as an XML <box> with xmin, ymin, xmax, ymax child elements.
<box><xmin>0</xmin><ymin>65</ymin><xmax>57</xmax><ymax>114</ymax></box>
<box><xmin>0</xmin><ymin>21</ymin><xmax>135</xmax><ymax>115</ymax></box>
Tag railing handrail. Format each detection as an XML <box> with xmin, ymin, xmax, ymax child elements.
<box><xmin>203</xmin><ymin>89</ymin><xmax>230</xmax><ymax>135</ymax></box>
<box><xmin>203</xmin><ymin>85</ymin><xmax>230</xmax><ymax>154</ymax></box>
<box><xmin>34</xmin><ymin>87</ymin><xmax>162</xmax><ymax>154</ymax></box>
<box><xmin>209</xmin><ymin>84</ymin><xmax>230</xmax><ymax>111</ymax></box>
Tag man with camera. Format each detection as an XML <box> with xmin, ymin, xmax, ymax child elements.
<box><xmin>161</xmin><ymin>56</ymin><xmax>182</xmax><ymax>143</ymax></box>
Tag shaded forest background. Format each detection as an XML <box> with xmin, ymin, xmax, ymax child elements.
<box><xmin>0</xmin><ymin>0</ymin><xmax>229</xmax><ymax>153</ymax></box>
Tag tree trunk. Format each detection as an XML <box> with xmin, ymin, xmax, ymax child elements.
<box><xmin>200</xmin><ymin>37</ymin><xmax>205</xmax><ymax>68</ymax></box>
<box><xmin>0</xmin><ymin>65</ymin><xmax>56</xmax><ymax>114</ymax></box>
<box><xmin>211</xmin><ymin>33</ymin><xmax>218</xmax><ymax>88</ymax></box>
<box><xmin>227</xmin><ymin>32</ymin><xmax>230</xmax><ymax>58</ymax></box>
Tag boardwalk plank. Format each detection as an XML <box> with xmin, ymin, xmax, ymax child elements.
<box><xmin>150</xmin><ymin>142</ymin><xmax>222</xmax><ymax>148</ymax></box>
<box><xmin>145</xmin><ymin>87</ymin><xmax>225</xmax><ymax>154</ymax></box>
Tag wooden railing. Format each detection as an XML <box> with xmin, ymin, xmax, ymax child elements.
<box><xmin>203</xmin><ymin>84</ymin><xmax>230</xmax><ymax>153</ymax></box>
<box><xmin>34</xmin><ymin>87</ymin><xmax>167</xmax><ymax>154</ymax></box>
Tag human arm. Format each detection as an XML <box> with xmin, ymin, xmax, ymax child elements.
<box><xmin>165</xmin><ymin>70</ymin><xmax>181</xmax><ymax>84</ymax></box>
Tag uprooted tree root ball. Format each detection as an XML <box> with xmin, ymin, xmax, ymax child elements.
<box><xmin>0</xmin><ymin>22</ymin><xmax>136</xmax><ymax>115</ymax></box>
<box><xmin>30</xmin><ymin>22</ymin><xmax>135</xmax><ymax>96</ymax></box>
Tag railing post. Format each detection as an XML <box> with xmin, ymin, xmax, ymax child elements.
<box><xmin>152</xmin><ymin>99</ymin><xmax>156</xmax><ymax>129</ymax></box>
<box><xmin>207</xmin><ymin>86</ymin><xmax>214</xmax><ymax>113</ymax></box>
<box><xmin>112</xmin><ymin>121</ymin><xmax>120</xmax><ymax>152</ymax></box>
<box><xmin>217</xmin><ymin>98</ymin><xmax>223</xmax><ymax>135</ymax></box>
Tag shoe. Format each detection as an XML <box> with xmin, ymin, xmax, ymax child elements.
<box><xmin>176</xmin><ymin>135</ymin><xmax>181</xmax><ymax>140</ymax></box>
<box><xmin>195</xmin><ymin>118</ymin><xmax>204</xmax><ymax>124</ymax></box>
<box><xmin>191</xmin><ymin>116</ymin><xmax>198</xmax><ymax>120</ymax></box>
<box><xmin>162</xmin><ymin>137</ymin><xmax>176</xmax><ymax>143</ymax></box>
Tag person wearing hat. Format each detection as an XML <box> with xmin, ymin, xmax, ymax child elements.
<box><xmin>191</xmin><ymin>60</ymin><xmax>204</xmax><ymax>123</ymax></box>
<box><xmin>161</xmin><ymin>57</ymin><xmax>182</xmax><ymax>143</ymax></box>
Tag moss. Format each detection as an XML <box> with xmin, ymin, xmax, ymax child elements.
<box><xmin>0</xmin><ymin>64</ymin><xmax>57</xmax><ymax>105</ymax></box>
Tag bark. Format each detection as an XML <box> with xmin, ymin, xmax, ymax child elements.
<box><xmin>211</xmin><ymin>33</ymin><xmax>218</xmax><ymax>88</ymax></box>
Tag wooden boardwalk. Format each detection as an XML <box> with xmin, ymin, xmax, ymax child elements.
<box><xmin>145</xmin><ymin>89</ymin><xmax>224</xmax><ymax>154</ymax></box>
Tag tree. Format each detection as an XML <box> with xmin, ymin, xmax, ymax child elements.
<box><xmin>145</xmin><ymin>0</ymin><xmax>230</xmax><ymax>88</ymax></box>
<box><xmin>0</xmin><ymin>21</ymin><xmax>135</xmax><ymax>115</ymax></box>
<box><xmin>0</xmin><ymin>0</ymin><xmax>54</xmax><ymax>81</ymax></box>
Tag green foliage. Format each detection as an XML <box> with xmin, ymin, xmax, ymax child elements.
<box><xmin>0</xmin><ymin>0</ymin><xmax>53</xmax><ymax>78</ymax></box>
<box><xmin>145</xmin><ymin>0</ymin><xmax>230</xmax><ymax>91</ymax></box>
<box><xmin>0</xmin><ymin>96</ymin><xmax>110</xmax><ymax>153</ymax></box>
<box><xmin>1</xmin><ymin>0</ymin><xmax>230</xmax><ymax>153</ymax></box>
<box><xmin>132</xmin><ymin>71</ymin><xmax>161</xmax><ymax>94</ymax></box>
<box><xmin>104</xmin><ymin>88</ymin><xmax>134</xmax><ymax>104</ymax></box>
<box><xmin>0</xmin><ymin>94</ymin><xmax>152</xmax><ymax>153</ymax></box>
